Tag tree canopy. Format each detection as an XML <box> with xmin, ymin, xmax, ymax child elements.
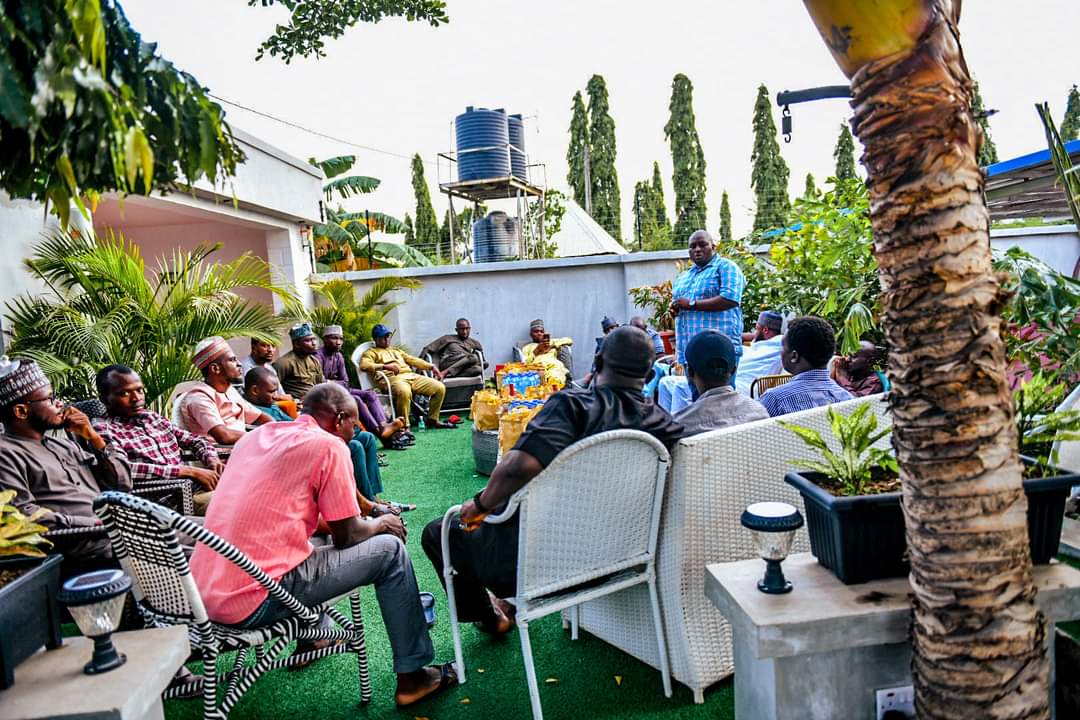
<box><xmin>252</xmin><ymin>0</ymin><xmax>449</xmax><ymax>62</ymax></box>
<box><xmin>665</xmin><ymin>74</ymin><xmax>708</xmax><ymax>243</ymax></box>
<box><xmin>972</xmin><ymin>81</ymin><xmax>999</xmax><ymax>165</ymax></box>
<box><xmin>0</xmin><ymin>1</ymin><xmax>244</xmax><ymax>227</ymax></box>
<box><xmin>1062</xmin><ymin>84</ymin><xmax>1080</xmax><ymax>143</ymax></box>
<box><xmin>833</xmin><ymin>124</ymin><xmax>857</xmax><ymax>182</ymax></box>
<box><xmin>566</xmin><ymin>90</ymin><xmax>590</xmax><ymax>210</ymax></box>
<box><xmin>719</xmin><ymin>191</ymin><xmax>733</xmax><ymax>242</ymax></box>
<box><xmin>410</xmin><ymin>153</ymin><xmax>440</xmax><ymax>259</ymax></box>
<box><xmin>750</xmin><ymin>84</ymin><xmax>791</xmax><ymax>233</ymax></box>
<box><xmin>586</xmin><ymin>74</ymin><xmax>621</xmax><ymax>241</ymax></box>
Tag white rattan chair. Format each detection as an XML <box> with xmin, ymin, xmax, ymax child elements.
<box><xmin>572</xmin><ymin>394</ymin><xmax>891</xmax><ymax>703</ymax></box>
<box><xmin>93</xmin><ymin>492</ymin><xmax>371</xmax><ymax>719</ymax></box>
<box><xmin>440</xmin><ymin>429</ymin><xmax>673</xmax><ymax>720</ymax></box>
<box><xmin>351</xmin><ymin>342</ymin><xmax>399</xmax><ymax>418</ymax></box>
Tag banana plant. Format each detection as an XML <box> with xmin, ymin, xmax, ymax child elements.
<box><xmin>309</xmin><ymin>155</ymin><xmax>431</xmax><ymax>268</ymax></box>
<box><xmin>799</xmin><ymin>1</ymin><xmax>1050</xmax><ymax>716</ymax></box>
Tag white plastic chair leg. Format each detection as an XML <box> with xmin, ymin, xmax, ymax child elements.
<box><xmin>440</xmin><ymin>505</ymin><xmax>467</xmax><ymax>684</ymax></box>
<box><xmin>648</xmin><ymin>577</ymin><xmax>673</xmax><ymax>698</ymax></box>
<box><xmin>518</xmin><ymin>620</ymin><xmax>544</xmax><ymax>720</ymax></box>
<box><xmin>570</xmin><ymin>604</ymin><xmax>579</xmax><ymax>641</ymax></box>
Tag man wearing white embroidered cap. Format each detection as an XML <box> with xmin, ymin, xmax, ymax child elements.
<box><xmin>0</xmin><ymin>356</ymin><xmax>132</xmax><ymax>563</ymax></box>
<box><xmin>179</xmin><ymin>336</ymin><xmax>273</xmax><ymax>443</ymax></box>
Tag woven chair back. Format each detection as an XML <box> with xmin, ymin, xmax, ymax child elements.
<box><xmin>515</xmin><ymin>429</ymin><xmax>670</xmax><ymax>601</ymax></box>
<box><xmin>750</xmin><ymin>373</ymin><xmax>791</xmax><ymax>399</ymax></box>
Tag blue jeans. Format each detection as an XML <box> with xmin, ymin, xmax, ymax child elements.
<box><xmin>350</xmin><ymin>429</ymin><xmax>382</xmax><ymax>500</ymax></box>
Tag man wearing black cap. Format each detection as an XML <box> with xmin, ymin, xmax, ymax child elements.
<box><xmin>360</xmin><ymin>324</ymin><xmax>453</xmax><ymax>429</ymax></box>
<box><xmin>420</xmin><ymin>326</ymin><xmax>685</xmax><ymax>635</ymax></box>
<box><xmin>734</xmin><ymin>310</ymin><xmax>786</xmax><ymax>396</ymax></box>
<box><xmin>675</xmin><ymin>331</ymin><xmax>769</xmax><ymax>435</ymax></box>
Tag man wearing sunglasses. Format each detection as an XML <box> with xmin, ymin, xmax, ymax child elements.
<box><xmin>0</xmin><ymin>356</ymin><xmax>132</xmax><ymax>564</ymax></box>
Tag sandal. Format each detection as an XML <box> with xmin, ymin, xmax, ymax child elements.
<box><xmin>395</xmin><ymin>663</ymin><xmax>458</xmax><ymax>707</ymax></box>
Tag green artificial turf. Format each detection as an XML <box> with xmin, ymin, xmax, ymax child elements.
<box><xmin>163</xmin><ymin>424</ymin><xmax>734</xmax><ymax>720</ymax></box>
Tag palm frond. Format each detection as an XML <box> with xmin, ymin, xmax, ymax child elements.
<box><xmin>308</xmin><ymin>155</ymin><xmax>356</xmax><ymax>179</ymax></box>
<box><xmin>323</xmin><ymin>175</ymin><xmax>380</xmax><ymax>201</ymax></box>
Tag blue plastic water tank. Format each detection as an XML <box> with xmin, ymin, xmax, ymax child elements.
<box><xmin>473</xmin><ymin>211</ymin><xmax>520</xmax><ymax>263</ymax></box>
<box><xmin>455</xmin><ymin>107</ymin><xmax>510</xmax><ymax>181</ymax></box>
<box><xmin>507</xmin><ymin>114</ymin><xmax>527</xmax><ymax>180</ymax></box>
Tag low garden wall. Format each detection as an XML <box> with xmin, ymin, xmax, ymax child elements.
<box><xmin>317</xmin><ymin>250</ymin><xmax>688</xmax><ymax>367</ymax></box>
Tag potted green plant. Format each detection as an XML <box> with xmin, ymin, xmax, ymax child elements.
<box><xmin>782</xmin><ymin>395</ymin><xmax>1080</xmax><ymax>584</ymax></box>
<box><xmin>0</xmin><ymin>490</ymin><xmax>63</xmax><ymax>688</ymax></box>
<box><xmin>628</xmin><ymin>280</ymin><xmax>675</xmax><ymax>354</ymax></box>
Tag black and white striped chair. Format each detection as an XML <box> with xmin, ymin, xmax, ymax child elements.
<box><xmin>93</xmin><ymin>492</ymin><xmax>372</xmax><ymax>719</ymax></box>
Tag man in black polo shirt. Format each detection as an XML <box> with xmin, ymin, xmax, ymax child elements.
<box><xmin>421</xmin><ymin>327</ymin><xmax>685</xmax><ymax>634</ymax></box>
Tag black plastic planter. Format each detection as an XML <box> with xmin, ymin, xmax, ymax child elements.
<box><xmin>0</xmin><ymin>553</ymin><xmax>63</xmax><ymax>689</ymax></box>
<box><xmin>785</xmin><ymin>462</ymin><xmax>1079</xmax><ymax>585</ymax></box>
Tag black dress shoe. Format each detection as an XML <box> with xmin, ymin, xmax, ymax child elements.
<box><xmin>427</xmin><ymin>419</ymin><xmax>458</xmax><ymax>430</ymax></box>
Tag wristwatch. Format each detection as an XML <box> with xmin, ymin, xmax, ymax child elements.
<box><xmin>689</xmin><ymin>299</ymin><xmax>697</xmax><ymax>308</ymax></box>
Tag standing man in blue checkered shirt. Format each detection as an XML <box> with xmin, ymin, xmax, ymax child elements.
<box><xmin>657</xmin><ymin>231</ymin><xmax>746</xmax><ymax>413</ymax></box>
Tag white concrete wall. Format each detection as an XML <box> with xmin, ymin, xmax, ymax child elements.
<box><xmin>991</xmin><ymin>224</ymin><xmax>1080</xmax><ymax>277</ymax></box>
<box><xmin>325</xmin><ymin>250</ymin><xmax>687</xmax><ymax>366</ymax></box>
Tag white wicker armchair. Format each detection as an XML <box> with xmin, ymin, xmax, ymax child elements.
<box><xmin>441</xmin><ymin>429</ymin><xmax>674</xmax><ymax>720</ymax></box>
<box><xmin>572</xmin><ymin>394</ymin><xmax>891</xmax><ymax>703</ymax></box>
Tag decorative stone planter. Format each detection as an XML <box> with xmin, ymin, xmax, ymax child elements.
<box><xmin>0</xmin><ymin>553</ymin><xmax>64</xmax><ymax>689</ymax></box>
<box><xmin>472</xmin><ymin>426</ymin><xmax>499</xmax><ymax>476</ymax></box>
<box><xmin>785</xmin><ymin>461</ymin><xmax>1079</xmax><ymax>585</ymax></box>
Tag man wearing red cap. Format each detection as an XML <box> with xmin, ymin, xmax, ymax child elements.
<box><xmin>180</xmin><ymin>337</ymin><xmax>273</xmax><ymax>443</ymax></box>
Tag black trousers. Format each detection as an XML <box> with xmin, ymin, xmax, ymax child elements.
<box><xmin>421</xmin><ymin>512</ymin><xmax>519</xmax><ymax>622</ymax></box>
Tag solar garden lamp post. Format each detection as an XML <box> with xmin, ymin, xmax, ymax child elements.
<box><xmin>57</xmin><ymin>569</ymin><xmax>132</xmax><ymax>674</ymax></box>
<box><xmin>740</xmin><ymin>502</ymin><xmax>804</xmax><ymax>594</ymax></box>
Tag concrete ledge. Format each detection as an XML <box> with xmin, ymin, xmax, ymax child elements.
<box><xmin>706</xmin><ymin>553</ymin><xmax>1080</xmax><ymax>660</ymax></box>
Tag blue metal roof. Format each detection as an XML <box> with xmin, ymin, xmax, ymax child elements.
<box><xmin>985</xmin><ymin>139</ymin><xmax>1080</xmax><ymax>177</ymax></box>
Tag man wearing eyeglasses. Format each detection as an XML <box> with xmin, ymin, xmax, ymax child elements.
<box><xmin>179</xmin><ymin>336</ymin><xmax>274</xmax><ymax>444</ymax></box>
<box><xmin>0</xmin><ymin>356</ymin><xmax>132</xmax><ymax>563</ymax></box>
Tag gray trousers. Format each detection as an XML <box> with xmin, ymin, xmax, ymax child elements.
<box><xmin>240</xmin><ymin>534</ymin><xmax>434</xmax><ymax>674</ymax></box>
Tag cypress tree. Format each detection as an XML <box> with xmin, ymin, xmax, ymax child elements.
<box><xmin>719</xmin><ymin>190</ymin><xmax>732</xmax><ymax>242</ymax></box>
<box><xmin>566</xmin><ymin>91</ymin><xmax>590</xmax><ymax>209</ymax></box>
<box><xmin>410</xmin><ymin>153</ymin><xmax>439</xmax><ymax>258</ymax></box>
<box><xmin>833</xmin><ymin>123</ymin><xmax>857</xmax><ymax>182</ymax></box>
<box><xmin>803</xmin><ymin>172</ymin><xmax>819</xmax><ymax>200</ymax></box>
<box><xmin>1062</xmin><ymin>85</ymin><xmax>1080</xmax><ymax>143</ymax></box>
<box><xmin>403</xmin><ymin>212</ymin><xmax>415</xmax><ymax>247</ymax></box>
<box><xmin>665</xmin><ymin>73</ymin><xmax>708</xmax><ymax>243</ymax></box>
<box><xmin>971</xmin><ymin>82</ymin><xmax>999</xmax><ymax>166</ymax></box>
<box><xmin>750</xmin><ymin>84</ymin><xmax>790</xmax><ymax>232</ymax></box>
<box><xmin>633</xmin><ymin>178</ymin><xmax>672</xmax><ymax>251</ymax></box>
<box><xmin>586</xmin><ymin>74</ymin><xmax>621</xmax><ymax>240</ymax></box>
<box><xmin>651</xmin><ymin>161</ymin><xmax>670</xmax><ymax>232</ymax></box>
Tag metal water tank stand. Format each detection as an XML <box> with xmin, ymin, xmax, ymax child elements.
<box><xmin>437</xmin><ymin>147</ymin><xmax>547</xmax><ymax>263</ymax></box>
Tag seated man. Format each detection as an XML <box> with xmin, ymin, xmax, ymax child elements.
<box><xmin>734</xmin><ymin>310</ymin><xmax>786</xmax><ymax>396</ymax></box>
<box><xmin>180</xmin><ymin>336</ymin><xmax>273</xmax><ymax>443</ymax></box>
<box><xmin>421</xmin><ymin>318</ymin><xmax>487</xmax><ymax>380</ymax></box>
<box><xmin>629</xmin><ymin>316</ymin><xmax>665</xmax><ymax>357</ymax></box>
<box><xmin>421</xmin><ymin>327</ymin><xmax>685</xmax><ymax>634</ymax></box>
<box><xmin>0</xmin><ymin>357</ymin><xmax>132</xmax><ymax>566</ymax></box>
<box><xmin>674</xmin><ymin>331</ymin><xmax>769</xmax><ymax>435</ymax></box>
<box><xmin>316</xmin><ymin>324</ymin><xmax>407</xmax><ymax>448</ymax></box>
<box><xmin>93</xmin><ymin>365</ymin><xmax>223</xmax><ymax>516</ymax></box>
<box><xmin>760</xmin><ymin>316</ymin><xmax>853</xmax><ymax>417</ymax></box>
<box><xmin>581</xmin><ymin>316</ymin><xmax>620</xmax><ymax>386</ymax></box>
<box><xmin>833</xmin><ymin>341</ymin><xmax>889</xmax><ymax>397</ymax></box>
<box><xmin>243</xmin><ymin>367</ymin><xmax>399</xmax><ymax>507</ymax></box>
<box><xmin>361</xmin><ymin>325</ymin><xmax>454</xmax><ymax>430</ymax></box>
<box><xmin>520</xmin><ymin>319</ymin><xmax>573</xmax><ymax>388</ymax></box>
<box><xmin>273</xmin><ymin>323</ymin><xmax>326</xmax><ymax>400</ymax></box>
<box><xmin>240</xmin><ymin>337</ymin><xmax>279</xmax><ymax>379</ymax></box>
<box><xmin>189</xmin><ymin>383</ymin><xmax>454</xmax><ymax>706</ymax></box>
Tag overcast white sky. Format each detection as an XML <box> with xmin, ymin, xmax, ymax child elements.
<box><xmin>121</xmin><ymin>0</ymin><xmax>1080</xmax><ymax>240</ymax></box>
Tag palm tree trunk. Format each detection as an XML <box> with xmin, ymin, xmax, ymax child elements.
<box><xmin>800</xmin><ymin>1</ymin><xmax>1049</xmax><ymax>717</ymax></box>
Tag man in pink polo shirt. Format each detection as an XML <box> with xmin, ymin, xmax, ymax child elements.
<box><xmin>179</xmin><ymin>336</ymin><xmax>273</xmax><ymax>444</ymax></box>
<box><xmin>190</xmin><ymin>382</ymin><xmax>455</xmax><ymax>706</ymax></box>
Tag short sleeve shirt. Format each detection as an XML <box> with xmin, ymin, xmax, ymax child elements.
<box><xmin>672</xmin><ymin>254</ymin><xmax>746</xmax><ymax>365</ymax></box>
<box><xmin>179</xmin><ymin>382</ymin><xmax>262</xmax><ymax>438</ymax></box>
<box><xmin>514</xmin><ymin>384</ymin><xmax>685</xmax><ymax>469</ymax></box>
<box><xmin>189</xmin><ymin>415</ymin><xmax>361</xmax><ymax>623</ymax></box>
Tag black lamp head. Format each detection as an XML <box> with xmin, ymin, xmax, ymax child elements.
<box><xmin>57</xmin><ymin>569</ymin><xmax>132</xmax><ymax>674</ymax></box>
<box><xmin>741</xmin><ymin>502</ymin><xmax>804</xmax><ymax>594</ymax></box>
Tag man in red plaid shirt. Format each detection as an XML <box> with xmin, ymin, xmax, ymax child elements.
<box><xmin>92</xmin><ymin>364</ymin><xmax>225</xmax><ymax>515</ymax></box>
